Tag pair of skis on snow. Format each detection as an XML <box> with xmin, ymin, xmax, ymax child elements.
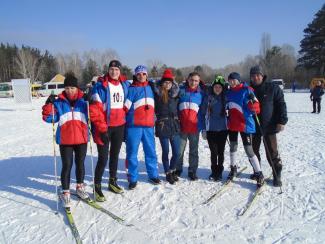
<box><xmin>202</xmin><ymin>166</ymin><xmax>273</xmax><ymax>216</ymax></box>
<box><xmin>62</xmin><ymin>194</ymin><xmax>132</xmax><ymax>244</ymax></box>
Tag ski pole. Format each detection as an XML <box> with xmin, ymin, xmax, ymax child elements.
<box><xmin>52</xmin><ymin>104</ymin><xmax>59</xmax><ymax>214</ymax></box>
<box><xmin>86</xmin><ymin>101</ymin><xmax>96</xmax><ymax>200</ymax></box>
<box><xmin>254</xmin><ymin>113</ymin><xmax>283</xmax><ymax>194</ymax></box>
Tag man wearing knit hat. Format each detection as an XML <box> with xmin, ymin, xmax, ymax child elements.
<box><xmin>250</xmin><ymin>65</ymin><xmax>288</xmax><ymax>187</ymax></box>
<box><xmin>89</xmin><ymin>59</ymin><xmax>130</xmax><ymax>200</ymax></box>
<box><xmin>124</xmin><ymin>65</ymin><xmax>160</xmax><ymax>189</ymax></box>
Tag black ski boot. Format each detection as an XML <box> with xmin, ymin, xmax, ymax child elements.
<box><xmin>250</xmin><ymin>171</ymin><xmax>258</xmax><ymax>180</ymax></box>
<box><xmin>172</xmin><ymin>170</ymin><xmax>179</xmax><ymax>182</ymax></box>
<box><xmin>227</xmin><ymin>165</ymin><xmax>237</xmax><ymax>180</ymax></box>
<box><xmin>166</xmin><ymin>171</ymin><xmax>175</xmax><ymax>185</ymax></box>
<box><xmin>216</xmin><ymin>165</ymin><xmax>224</xmax><ymax>181</ymax></box>
<box><xmin>188</xmin><ymin>172</ymin><xmax>198</xmax><ymax>181</ymax></box>
<box><xmin>256</xmin><ymin>171</ymin><xmax>265</xmax><ymax>188</ymax></box>
<box><xmin>209</xmin><ymin>173</ymin><xmax>218</xmax><ymax>181</ymax></box>
<box><xmin>273</xmin><ymin>162</ymin><xmax>283</xmax><ymax>187</ymax></box>
<box><xmin>149</xmin><ymin>178</ymin><xmax>161</xmax><ymax>185</ymax></box>
<box><xmin>128</xmin><ymin>181</ymin><xmax>137</xmax><ymax>190</ymax></box>
<box><xmin>175</xmin><ymin>169</ymin><xmax>182</xmax><ymax>177</ymax></box>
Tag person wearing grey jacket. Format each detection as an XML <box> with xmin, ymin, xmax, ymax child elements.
<box><xmin>201</xmin><ymin>75</ymin><xmax>228</xmax><ymax>181</ymax></box>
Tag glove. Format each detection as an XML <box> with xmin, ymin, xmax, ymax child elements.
<box><xmin>46</xmin><ymin>94</ymin><xmax>57</xmax><ymax>104</ymax></box>
<box><xmin>201</xmin><ymin>130</ymin><xmax>207</xmax><ymax>140</ymax></box>
<box><xmin>100</xmin><ymin>131</ymin><xmax>109</xmax><ymax>144</ymax></box>
<box><xmin>248</xmin><ymin>93</ymin><xmax>258</xmax><ymax>103</ymax></box>
<box><xmin>276</xmin><ymin>124</ymin><xmax>285</xmax><ymax>133</ymax></box>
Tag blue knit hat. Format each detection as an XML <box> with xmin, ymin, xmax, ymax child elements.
<box><xmin>228</xmin><ymin>72</ymin><xmax>241</xmax><ymax>81</ymax></box>
<box><xmin>134</xmin><ymin>65</ymin><xmax>148</xmax><ymax>75</ymax></box>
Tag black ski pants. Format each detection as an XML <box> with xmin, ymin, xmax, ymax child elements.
<box><xmin>252</xmin><ymin>133</ymin><xmax>282</xmax><ymax>169</ymax></box>
<box><xmin>95</xmin><ymin>124</ymin><xmax>125</xmax><ymax>184</ymax></box>
<box><xmin>59</xmin><ymin>143</ymin><xmax>87</xmax><ymax>190</ymax></box>
<box><xmin>206</xmin><ymin>130</ymin><xmax>228</xmax><ymax>174</ymax></box>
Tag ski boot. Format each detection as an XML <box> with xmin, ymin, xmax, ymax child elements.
<box><xmin>60</xmin><ymin>190</ymin><xmax>72</xmax><ymax>208</ymax></box>
<box><xmin>94</xmin><ymin>184</ymin><xmax>106</xmax><ymax>202</ymax></box>
<box><xmin>273</xmin><ymin>162</ymin><xmax>283</xmax><ymax>187</ymax></box>
<box><xmin>173</xmin><ymin>170</ymin><xmax>179</xmax><ymax>182</ymax></box>
<box><xmin>108</xmin><ymin>178</ymin><xmax>124</xmax><ymax>194</ymax></box>
<box><xmin>166</xmin><ymin>171</ymin><xmax>175</xmax><ymax>185</ymax></box>
<box><xmin>255</xmin><ymin>171</ymin><xmax>265</xmax><ymax>188</ymax></box>
<box><xmin>188</xmin><ymin>172</ymin><xmax>198</xmax><ymax>181</ymax></box>
<box><xmin>128</xmin><ymin>181</ymin><xmax>137</xmax><ymax>190</ymax></box>
<box><xmin>149</xmin><ymin>178</ymin><xmax>161</xmax><ymax>185</ymax></box>
<box><xmin>76</xmin><ymin>184</ymin><xmax>90</xmax><ymax>200</ymax></box>
<box><xmin>227</xmin><ymin>165</ymin><xmax>237</xmax><ymax>180</ymax></box>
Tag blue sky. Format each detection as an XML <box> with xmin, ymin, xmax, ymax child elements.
<box><xmin>0</xmin><ymin>0</ymin><xmax>323</xmax><ymax>68</ymax></box>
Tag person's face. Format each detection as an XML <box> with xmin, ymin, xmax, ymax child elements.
<box><xmin>162</xmin><ymin>80</ymin><xmax>172</xmax><ymax>90</ymax></box>
<box><xmin>213</xmin><ymin>84</ymin><xmax>223</xmax><ymax>95</ymax></box>
<box><xmin>188</xmin><ymin>75</ymin><xmax>200</xmax><ymax>89</ymax></box>
<box><xmin>228</xmin><ymin>79</ymin><xmax>239</xmax><ymax>88</ymax></box>
<box><xmin>317</xmin><ymin>81</ymin><xmax>322</xmax><ymax>86</ymax></box>
<box><xmin>108</xmin><ymin>67</ymin><xmax>120</xmax><ymax>80</ymax></box>
<box><xmin>251</xmin><ymin>74</ymin><xmax>263</xmax><ymax>85</ymax></box>
<box><xmin>136</xmin><ymin>72</ymin><xmax>147</xmax><ymax>82</ymax></box>
<box><xmin>64</xmin><ymin>86</ymin><xmax>78</xmax><ymax>96</ymax></box>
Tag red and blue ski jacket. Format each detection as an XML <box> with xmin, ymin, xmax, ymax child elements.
<box><xmin>178</xmin><ymin>83</ymin><xmax>205</xmax><ymax>134</ymax></box>
<box><xmin>124</xmin><ymin>80</ymin><xmax>155</xmax><ymax>127</ymax></box>
<box><xmin>42</xmin><ymin>90</ymin><xmax>89</xmax><ymax>145</ymax></box>
<box><xmin>89</xmin><ymin>74</ymin><xmax>130</xmax><ymax>145</ymax></box>
<box><xmin>226</xmin><ymin>83</ymin><xmax>260</xmax><ymax>133</ymax></box>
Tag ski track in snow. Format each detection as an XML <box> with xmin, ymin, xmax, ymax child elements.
<box><xmin>0</xmin><ymin>92</ymin><xmax>325</xmax><ymax>244</ymax></box>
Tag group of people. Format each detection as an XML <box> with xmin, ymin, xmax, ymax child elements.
<box><xmin>42</xmin><ymin>60</ymin><xmax>288</xmax><ymax>208</ymax></box>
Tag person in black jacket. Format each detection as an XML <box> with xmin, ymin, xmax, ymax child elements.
<box><xmin>250</xmin><ymin>65</ymin><xmax>288</xmax><ymax>187</ymax></box>
<box><xmin>151</xmin><ymin>69</ymin><xmax>181</xmax><ymax>184</ymax></box>
<box><xmin>310</xmin><ymin>80</ymin><xmax>324</xmax><ymax>113</ymax></box>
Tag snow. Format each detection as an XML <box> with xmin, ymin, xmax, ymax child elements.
<box><xmin>0</xmin><ymin>92</ymin><xmax>325</xmax><ymax>244</ymax></box>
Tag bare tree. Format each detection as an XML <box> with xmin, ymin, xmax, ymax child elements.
<box><xmin>15</xmin><ymin>48</ymin><xmax>44</xmax><ymax>82</ymax></box>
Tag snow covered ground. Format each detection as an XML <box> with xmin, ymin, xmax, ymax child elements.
<box><xmin>0</xmin><ymin>92</ymin><xmax>325</xmax><ymax>244</ymax></box>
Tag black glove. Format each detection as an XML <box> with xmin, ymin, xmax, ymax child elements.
<box><xmin>45</xmin><ymin>94</ymin><xmax>57</xmax><ymax>104</ymax></box>
<box><xmin>248</xmin><ymin>93</ymin><xmax>257</xmax><ymax>103</ymax></box>
<box><xmin>100</xmin><ymin>131</ymin><xmax>109</xmax><ymax>144</ymax></box>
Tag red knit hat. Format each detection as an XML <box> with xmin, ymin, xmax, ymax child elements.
<box><xmin>161</xmin><ymin>69</ymin><xmax>174</xmax><ymax>82</ymax></box>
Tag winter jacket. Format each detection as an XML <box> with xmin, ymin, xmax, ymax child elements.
<box><xmin>89</xmin><ymin>74</ymin><xmax>130</xmax><ymax>145</ymax></box>
<box><xmin>151</xmin><ymin>80</ymin><xmax>180</xmax><ymax>138</ymax></box>
<box><xmin>250</xmin><ymin>80</ymin><xmax>288</xmax><ymax>134</ymax></box>
<box><xmin>124</xmin><ymin>80</ymin><xmax>155</xmax><ymax>127</ymax></box>
<box><xmin>226</xmin><ymin>83</ymin><xmax>260</xmax><ymax>134</ymax></box>
<box><xmin>178</xmin><ymin>82</ymin><xmax>205</xmax><ymax>134</ymax></box>
<box><xmin>201</xmin><ymin>86</ymin><xmax>227</xmax><ymax>132</ymax></box>
<box><xmin>42</xmin><ymin>90</ymin><xmax>89</xmax><ymax>145</ymax></box>
<box><xmin>310</xmin><ymin>85</ymin><xmax>324</xmax><ymax>100</ymax></box>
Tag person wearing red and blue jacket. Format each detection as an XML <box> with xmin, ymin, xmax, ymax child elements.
<box><xmin>42</xmin><ymin>74</ymin><xmax>89</xmax><ymax>207</ymax></box>
<box><xmin>89</xmin><ymin>60</ymin><xmax>131</xmax><ymax>200</ymax></box>
<box><xmin>175</xmin><ymin>71</ymin><xmax>205</xmax><ymax>181</ymax></box>
<box><xmin>226</xmin><ymin>72</ymin><xmax>264</xmax><ymax>187</ymax></box>
<box><xmin>124</xmin><ymin>65</ymin><xmax>160</xmax><ymax>190</ymax></box>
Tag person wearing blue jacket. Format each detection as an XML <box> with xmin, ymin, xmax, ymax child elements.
<box><xmin>310</xmin><ymin>80</ymin><xmax>324</xmax><ymax>113</ymax></box>
<box><xmin>124</xmin><ymin>65</ymin><xmax>160</xmax><ymax>190</ymax></box>
<box><xmin>201</xmin><ymin>75</ymin><xmax>228</xmax><ymax>181</ymax></box>
<box><xmin>42</xmin><ymin>74</ymin><xmax>90</xmax><ymax>207</ymax></box>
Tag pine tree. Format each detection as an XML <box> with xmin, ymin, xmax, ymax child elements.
<box><xmin>298</xmin><ymin>4</ymin><xmax>325</xmax><ymax>75</ymax></box>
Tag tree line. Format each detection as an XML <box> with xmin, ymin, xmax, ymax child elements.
<box><xmin>0</xmin><ymin>4</ymin><xmax>324</xmax><ymax>88</ymax></box>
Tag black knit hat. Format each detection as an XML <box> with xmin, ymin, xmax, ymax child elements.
<box><xmin>64</xmin><ymin>74</ymin><xmax>78</xmax><ymax>88</ymax></box>
<box><xmin>108</xmin><ymin>60</ymin><xmax>122</xmax><ymax>69</ymax></box>
<box><xmin>250</xmin><ymin>65</ymin><xmax>263</xmax><ymax>76</ymax></box>
<box><xmin>228</xmin><ymin>72</ymin><xmax>241</xmax><ymax>81</ymax></box>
